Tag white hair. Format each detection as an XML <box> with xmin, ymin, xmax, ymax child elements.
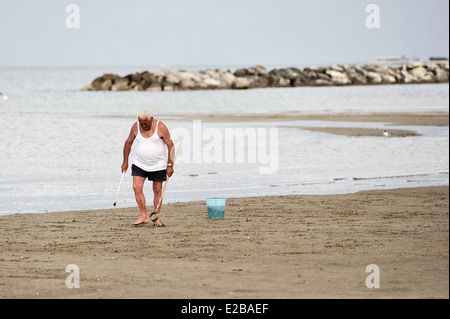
<box><xmin>137</xmin><ymin>110</ymin><xmax>152</xmax><ymax>120</ymax></box>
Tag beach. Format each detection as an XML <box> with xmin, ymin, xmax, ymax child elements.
<box><xmin>0</xmin><ymin>186</ymin><xmax>448</xmax><ymax>299</ymax></box>
<box><xmin>1</xmin><ymin>0</ymin><xmax>449</xmax><ymax>304</ymax></box>
<box><xmin>0</xmin><ymin>110</ymin><xmax>448</xmax><ymax>299</ymax></box>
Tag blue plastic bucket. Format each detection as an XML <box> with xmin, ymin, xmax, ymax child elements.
<box><xmin>206</xmin><ymin>198</ymin><xmax>226</xmax><ymax>219</ymax></box>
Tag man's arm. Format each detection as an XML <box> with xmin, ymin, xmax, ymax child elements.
<box><xmin>121</xmin><ymin>123</ymin><xmax>137</xmax><ymax>173</ymax></box>
<box><xmin>158</xmin><ymin>122</ymin><xmax>175</xmax><ymax>177</ymax></box>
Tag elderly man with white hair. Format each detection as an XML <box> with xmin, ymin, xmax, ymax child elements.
<box><xmin>121</xmin><ymin>110</ymin><xmax>175</xmax><ymax>226</ymax></box>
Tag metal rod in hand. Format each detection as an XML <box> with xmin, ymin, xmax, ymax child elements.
<box><xmin>113</xmin><ymin>171</ymin><xmax>125</xmax><ymax>206</ymax></box>
<box><xmin>154</xmin><ymin>136</ymin><xmax>184</xmax><ymax>216</ymax></box>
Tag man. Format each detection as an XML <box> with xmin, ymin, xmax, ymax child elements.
<box><xmin>121</xmin><ymin>110</ymin><xmax>174</xmax><ymax>226</ymax></box>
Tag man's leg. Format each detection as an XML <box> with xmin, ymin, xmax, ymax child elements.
<box><xmin>132</xmin><ymin>175</ymin><xmax>149</xmax><ymax>224</ymax></box>
<box><xmin>153</xmin><ymin>181</ymin><xmax>163</xmax><ymax>212</ymax></box>
<box><xmin>152</xmin><ymin>181</ymin><xmax>164</xmax><ymax>226</ymax></box>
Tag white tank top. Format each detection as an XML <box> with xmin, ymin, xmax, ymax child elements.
<box><xmin>132</xmin><ymin>120</ymin><xmax>168</xmax><ymax>172</ymax></box>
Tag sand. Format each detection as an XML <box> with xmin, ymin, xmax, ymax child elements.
<box><xmin>282</xmin><ymin>126</ymin><xmax>421</xmax><ymax>137</ymax></box>
<box><xmin>0</xmin><ymin>186</ymin><xmax>448</xmax><ymax>299</ymax></box>
<box><xmin>157</xmin><ymin>112</ymin><xmax>449</xmax><ymax>126</ymax></box>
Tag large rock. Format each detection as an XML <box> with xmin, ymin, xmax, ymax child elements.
<box><xmin>268</xmin><ymin>69</ymin><xmax>292</xmax><ymax>87</ymax></box>
<box><xmin>145</xmin><ymin>85</ymin><xmax>162</xmax><ymax>92</ymax></box>
<box><xmin>234</xmin><ymin>66</ymin><xmax>270</xmax><ymax>89</ymax></box>
<box><xmin>100</xmin><ymin>79</ymin><xmax>113</xmax><ymax>91</ymax></box>
<box><xmin>294</xmin><ymin>72</ymin><xmax>314</xmax><ymax>86</ymax></box>
<box><xmin>249</xmin><ymin>75</ymin><xmax>270</xmax><ymax>88</ymax></box>
<box><xmin>325</xmin><ymin>69</ymin><xmax>352</xmax><ymax>85</ymax></box>
<box><xmin>279</xmin><ymin>68</ymin><xmax>300</xmax><ymax>80</ymax></box>
<box><xmin>409</xmin><ymin>66</ymin><xmax>435</xmax><ymax>83</ymax></box>
<box><xmin>310</xmin><ymin>79</ymin><xmax>334</xmax><ymax>86</ymax></box>
<box><xmin>345</xmin><ymin>66</ymin><xmax>368</xmax><ymax>85</ymax></box>
<box><xmin>102</xmin><ymin>73</ymin><xmax>119</xmax><ymax>81</ymax></box>
<box><xmin>410</xmin><ymin>66</ymin><xmax>428</xmax><ymax>78</ymax></box>
<box><xmin>111</xmin><ymin>78</ymin><xmax>130</xmax><ymax>91</ymax></box>
<box><xmin>177</xmin><ymin>71</ymin><xmax>198</xmax><ymax>90</ymax></box>
<box><xmin>139</xmin><ymin>71</ymin><xmax>161</xmax><ymax>91</ymax></box>
<box><xmin>328</xmin><ymin>64</ymin><xmax>345</xmax><ymax>72</ymax></box>
<box><xmin>124</xmin><ymin>73</ymin><xmax>142</xmax><ymax>83</ymax></box>
<box><xmin>316</xmin><ymin>70</ymin><xmax>332</xmax><ymax>81</ymax></box>
<box><xmin>380</xmin><ymin>74</ymin><xmax>397</xmax><ymax>84</ymax></box>
<box><xmin>218</xmin><ymin>70</ymin><xmax>236</xmax><ymax>88</ymax></box>
<box><xmin>302</xmin><ymin>67</ymin><xmax>319</xmax><ymax>80</ymax></box>
<box><xmin>162</xmin><ymin>71</ymin><xmax>182</xmax><ymax>87</ymax></box>
<box><xmin>85</xmin><ymin>73</ymin><xmax>120</xmax><ymax>91</ymax></box>
<box><xmin>434</xmin><ymin>67</ymin><xmax>449</xmax><ymax>82</ymax></box>
<box><xmin>130</xmin><ymin>81</ymin><xmax>143</xmax><ymax>91</ymax></box>
<box><xmin>401</xmin><ymin>65</ymin><xmax>420</xmax><ymax>84</ymax></box>
<box><xmin>203</xmin><ymin>78</ymin><xmax>222</xmax><ymax>89</ymax></box>
<box><xmin>234</xmin><ymin>65</ymin><xmax>268</xmax><ymax>77</ymax></box>
<box><xmin>90</xmin><ymin>76</ymin><xmax>104</xmax><ymax>90</ymax></box>
<box><xmin>367</xmin><ymin>71</ymin><xmax>383</xmax><ymax>84</ymax></box>
<box><xmin>202</xmin><ymin>69</ymin><xmax>236</xmax><ymax>89</ymax></box>
<box><xmin>232</xmin><ymin>77</ymin><xmax>250</xmax><ymax>89</ymax></box>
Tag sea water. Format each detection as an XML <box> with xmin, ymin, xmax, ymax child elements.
<box><xmin>0</xmin><ymin>67</ymin><xmax>448</xmax><ymax>215</ymax></box>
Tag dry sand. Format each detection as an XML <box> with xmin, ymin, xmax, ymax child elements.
<box><xmin>0</xmin><ymin>186</ymin><xmax>448</xmax><ymax>299</ymax></box>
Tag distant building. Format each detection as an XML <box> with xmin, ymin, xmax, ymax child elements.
<box><xmin>428</xmin><ymin>57</ymin><xmax>449</xmax><ymax>67</ymax></box>
<box><xmin>429</xmin><ymin>57</ymin><xmax>449</xmax><ymax>61</ymax></box>
<box><xmin>373</xmin><ymin>55</ymin><xmax>415</xmax><ymax>67</ymax></box>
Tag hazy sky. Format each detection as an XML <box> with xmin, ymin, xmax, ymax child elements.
<box><xmin>0</xmin><ymin>0</ymin><xmax>448</xmax><ymax>68</ymax></box>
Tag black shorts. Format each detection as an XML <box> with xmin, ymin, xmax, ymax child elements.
<box><xmin>131</xmin><ymin>164</ymin><xmax>167</xmax><ymax>182</ymax></box>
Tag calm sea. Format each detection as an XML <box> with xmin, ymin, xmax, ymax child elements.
<box><xmin>0</xmin><ymin>67</ymin><xmax>448</xmax><ymax>215</ymax></box>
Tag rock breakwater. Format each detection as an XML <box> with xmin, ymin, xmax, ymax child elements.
<box><xmin>82</xmin><ymin>61</ymin><xmax>449</xmax><ymax>92</ymax></box>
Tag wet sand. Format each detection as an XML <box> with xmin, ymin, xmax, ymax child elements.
<box><xmin>157</xmin><ymin>112</ymin><xmax>449</xmax><ymax>126</ymax></box>
<box><xmin>141</xmin><ymin>111</ymin><xmax>449</xmax><ymax>137</ymax></box>
<box><xmin>286</xmin><ymin>126</ymin><xmax>421</xmax><ymax>137</ymax></box>
<box><xmin>0</xmin><ymin>186</ymin><xmax>448</xmax><ymax>299</ymax></box>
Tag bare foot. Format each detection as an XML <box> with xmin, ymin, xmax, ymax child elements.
<box><xmin>132</xmin><ymin>217</ymin><xmax>149</xmax><ymax>226</ymax></box>
<box><xmin>153</xmin><ymin>218</ymin><xmax>165</xmax><ymax>227</ymax></box>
